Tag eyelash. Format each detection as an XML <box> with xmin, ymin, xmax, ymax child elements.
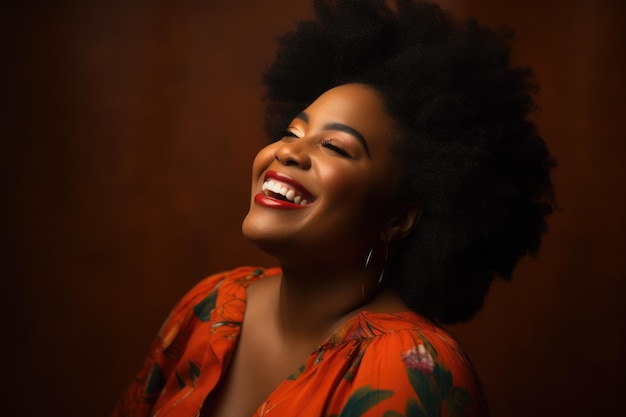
<box><xmin>321</xmin><ymin>139</ymin><xmax>351</xmax><ymax>157</ymax></box>
<box><xmin>281</xmin><ymin>130</ymin><xmax>351</xmax><ymax>158</ymax></box>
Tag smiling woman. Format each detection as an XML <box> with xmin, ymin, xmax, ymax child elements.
<box><xmin>243</xmin><ymin>84</ymin><xmax>404</xmax><ymax>266</ymax></box>
<box><xmin>111</xmin><ymin>1</ymin><xmax>555</xmax><ymax>417</ymax></box>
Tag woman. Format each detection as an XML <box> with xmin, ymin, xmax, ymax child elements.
<box><xmin>112</xmin><ymin>1</ymin><xmax>555</xmax><ymax>416</ymax></box>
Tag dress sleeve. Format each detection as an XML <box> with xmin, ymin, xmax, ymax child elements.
<box><xmin>334</xmin><ymin>327</ymin><xmax>489</xmax><ymax>417</ymax></box>
<box><xmin>110</xmin><ymin>271</ymin><xmax>229</xmax><ymax>417</ymax></box>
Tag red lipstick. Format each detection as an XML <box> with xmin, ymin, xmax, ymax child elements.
<box><xmin>265</xmin><ymin>171</ymin><xmax>311</xmax><ymax>195</ymax></box>
<box><xmin>254</xmin><ymin>170</ymin><xmax>314</xmax><ymax>210</ymax></box>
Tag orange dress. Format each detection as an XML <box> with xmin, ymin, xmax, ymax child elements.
<box><xmin>112</xmin><ymin>267</ymin><xmax>488</xmax><ymax>417</ymax></box>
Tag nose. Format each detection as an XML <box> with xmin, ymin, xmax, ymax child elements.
<box><xmin>274</xmin><ymin>139</ymin><xmax>312</xmax><ymax>169</ymax></box>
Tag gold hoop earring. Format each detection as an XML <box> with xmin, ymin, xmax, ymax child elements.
<box><xmin>362</xmin><ymin>245</ymin><xmax>388</xmax><ymax>298</ymax></box>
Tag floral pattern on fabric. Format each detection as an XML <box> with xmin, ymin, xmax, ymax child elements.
<box><xmin>399</xmin><ymin>341</ymin><xmax>473</xmax><ymax>417</ymax></box>
<box><xmin>329</xmin><ymin>386</ymin><xmax>394</xmax><ymax>417</ymax></box>
<box><xmin>112</xmin><ymin>267</ymin><xmax>488</xmax><ymax>417</ymax></box>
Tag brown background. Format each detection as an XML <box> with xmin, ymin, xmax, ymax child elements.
<box><xmin>3</xmin><ymin>0</ymin><xmax>625</xmax><ymax>416</ymax></box>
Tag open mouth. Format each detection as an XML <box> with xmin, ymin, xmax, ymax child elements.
<box><xmin>258</xmin><ymin>170</ymin><xmax>315</xmax><ymax>208</ymax></box>
<box><xmin>262</xmin><ymin>179</ymin><xmax>311</xmax><ymax>205</ymax></box>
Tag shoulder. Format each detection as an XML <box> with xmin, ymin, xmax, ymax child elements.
<box><xmin>111</xmin><ymin>267</ymin><xmax>280</xmax><ymax>416</ymax></box>
<box><xmin>157</xmin><ymin>266</ymin><xmax>280</xmax><ymax>343</ymax></box>
<box><xmin>182</xmin><ymin>266</ymin><xmax>278</xmax><ymax>300</ymax></box>
<box><xmin>350</xmin><ymin>312</ymin><xmax>476</xmax><ymax>378</ymax></box>
<box><xmin>344</xmin><ymin>312</ymin><xmax>489</xmax><ymax>416</ymax></box>
<box><xmin>172</xmin><ymin>266</ymin><xmax>279</xmax><ymax>311</ymax></box>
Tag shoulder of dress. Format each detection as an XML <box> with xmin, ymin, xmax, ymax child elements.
<box><xmin>172</xmin><ymin>266</ymin><xmax>280</xmax><ymax>315</ymax></box>
<box><xmin>188</xmin><ymin>266</ymin><xmax>281</xmax><ymax>293</ymax></box>
<box><xmin>357</xmin><ymin>313</ymin><xmax>469</xmax><ymax>363</ymax></box>
<box><xmin>220</xmin><ymin>265</ymin><xmax>282</xmax><ymax>282</ymax></box>
<box><xmin>155</xmin><ymin>266</ymin><xmax>281</xmax><ymax>349</ymax></box>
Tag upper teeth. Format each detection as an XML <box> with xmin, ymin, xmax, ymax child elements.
<box><xmin>262</xmin><ymin>179</ymin><xmax>309</xmax><ymax>205</ymax></box>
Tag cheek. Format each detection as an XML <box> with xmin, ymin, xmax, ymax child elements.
<box><xmin>320</xmin><ymin>165</ymin><xmax>382</xmax><ymax>209</ymax></box>
<box><xmin>318</xmin><ymin>163</ymin><xmax>392</xmax><ymax>228</ymax></box>
<box><xmin>319</xmin><ymin>159</ymin><xmax>382</xmax><ymax>194</ymax></box>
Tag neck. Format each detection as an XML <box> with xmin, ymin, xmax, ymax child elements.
<box><xmin>273</xmin><ymin>263</ymin><xmax>365</xmax><ymax>346</ymax></box>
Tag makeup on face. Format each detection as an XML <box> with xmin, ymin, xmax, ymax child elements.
<box><xmin>242</xmin><ymin>83</ymin><xmax>400</xmax><ymax>258</ymax></box>
<box><xmin>255</xmin><ymin>170</ymin><xmax>315</xmax><ymax>210</ymax></box>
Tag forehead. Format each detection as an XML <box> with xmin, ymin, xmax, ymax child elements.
<box><xmin>302</xmin><ymin>83</ymin><xmax>394</xmax><ymax>148</ymax></box>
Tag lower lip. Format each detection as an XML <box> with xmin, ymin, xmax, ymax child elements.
<box><xmin>254</xmin><ymin>193</ymin><xmax>309</xmax><ymax>210</ymax></box>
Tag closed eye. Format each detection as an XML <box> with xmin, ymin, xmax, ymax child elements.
<box><xmin>282</xmin><ymin>130</ymin><xmax>300</xmax><ymax>139</ymax></box>
<box><xmin>321</xmin><ymin>140</ymin><xmax>351</xmax><ymax>158</ymax></box>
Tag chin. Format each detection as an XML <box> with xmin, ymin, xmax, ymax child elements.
<box><xmin>241</xmin><ymin>213</ymin><xmax>286</xmax><ymax>255</ymax></box>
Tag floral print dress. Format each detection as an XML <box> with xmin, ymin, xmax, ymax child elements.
<box><xmin>112</xmin><ymin>267</ymin><xmax>488</xmax><ymax>417</ymax></box>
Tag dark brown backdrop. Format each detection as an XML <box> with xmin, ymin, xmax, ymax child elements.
<box><xmin>3</xmin><ymin>1</ymin><xmax>625</xmax><ymax>416</ymax></box>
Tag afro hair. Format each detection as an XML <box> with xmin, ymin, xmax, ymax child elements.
<box><xmin>262</xmin><ymin>0</ymin><xmax>556</xmax><ymax>324</ymax></box>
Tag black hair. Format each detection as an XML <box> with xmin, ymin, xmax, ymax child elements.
<box><xmin>262</xmin><ymin>0</ymin><xmax>556</xmax><ymax>323</ymax></box>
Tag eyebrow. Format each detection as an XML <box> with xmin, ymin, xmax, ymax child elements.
<box><xmin>294</xmin><ymin>112</ymin><xmax>371</xmax><ymax>157</ymax></box>
<box><xmin>295</xmin><ymin>112</ymin><xmax>309</xmax><ymax>123</ymax></box>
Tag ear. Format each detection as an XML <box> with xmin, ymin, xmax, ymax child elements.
<box><xmin>383</xmin><ymin>203</ymin><xmax>422</xmax><ymax>243</ymax></box>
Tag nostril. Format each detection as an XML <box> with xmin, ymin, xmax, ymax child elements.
<box><xmin>274</xmin><ymin>141</ymin><xmax>310</xmax><ymax>168</ymax></box>
<box><xmin>275</xmin><ymin>150</ymin><xmax>300</xmax><ymax>166</ymax></box>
